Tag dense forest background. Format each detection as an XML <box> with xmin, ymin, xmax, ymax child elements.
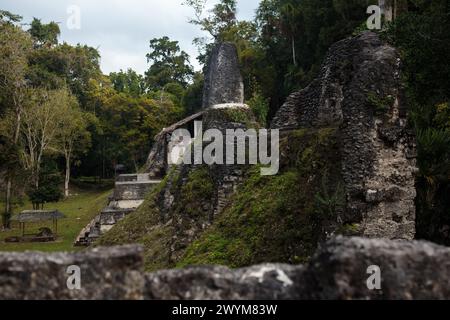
<box><xmin>0</xmin><ymin>0</ymin><xmax>449</xmax><ymax>244</ymax></box>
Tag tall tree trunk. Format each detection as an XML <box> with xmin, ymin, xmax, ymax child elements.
<box><xmin>65</xmin><ymin>156</ymin><xmax>70</xmax><ymax>198</ymax></box>
<box><xmin>4</xmin><ymin>100</ymin><xmax>22</xmax><ymax>229</ymax></box>
<box><xmin>4</xmin><ymin>179</ymin><xmax>12</xmax><ymax>229</ymax></box>
<box><xmin>379</xmin><ymin>0</ymin><xmax>407</xmax><ymax>22</ymax></box>
<box><xmin>379</xmin><ymin>0</ymin><xmax>394</xmax><ymax>22</ymax></box>
<box><xmin>34</xmin><ymin>165</ymin><xmax>40</xmax><ymax>189</ymax></box>
<box><xmin>292</xmin><ymin>36</ymin><xmax>297</xmax><ymax>66</ymax></box>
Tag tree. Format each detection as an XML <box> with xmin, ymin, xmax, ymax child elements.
<box><xmin>145</xmin><ymin>37</ymin><xmax>194</xmax><ymax>89</ymax></box>
<box><xmin>19</xmin><ymin>88</ymin><xmax>68</xmax><ymax>189</ymax></box>
<box><xmin>252</xmin><ymin>0</ymin><xmax>376</xmax><ymax>118</ymax></box>
<box><xmin>0</xmin><ymin>10</ymin><xmax>22</xmax><ymax>25</ymax></box>
<box><xmin>280</xmin><ymin>1</ymin><xmax>301</xmax><ymax>66</ymax></box>
<box><xmin>184</xmin><ymin>0</ymin><xmax>239</xmax><ymax>66</ymax></box>
<box><xmin>0</xmin><ymin>136</ymin><xmax>20</xmax><ymax>179</ymax></box>
<box><xmin>110</xmin><ymin>69</ymin><xmax>145</xmax><ymax>97</ymax></box>
<box><xmin>0</xmin><ymin>22</ymin><xmax>32</xmax><ymax>228</ymax></box>
<box><xmin>27</xmin><ymin>163</ymin><xmax>63</xmax><ymax>210</ymax></box>
<box><xmin>247</xmin><ymin>90</ymin><xmax>270</xmax><ymax>125</ymax></box>
<box><xmin>28</xmin><ymin>18</ymin><xmax>60</xmax><ymax>47</ymax></box>
<box><xmin>55</xmin><ymin>96</ymin><xmax>91</xmax><ymax>198</ymax></box>
<box><xmin>0</xmin><ymin>135</ymin><xmax>21</xmax><ymax>227</ymax></box>
<box><xmin>27</xmin><ymin>43</ymin><xmax>102</xmax><ymax>109</ymax></box>
<box><xmin>184</xmin><ymin>0</ymin><xmax>238</xmax><ymax>40</ymax></box>
<box><xmin>98</xmin><ymin>92</ymin><xmax>182</xmax><ymax>172</ymax></box>
<box><xmin>183</xmin><ymin>72</ymin><xmax>204</xmax><ymax>116</ymax></box>
<box><xmin>77</xmin><ymin>73</ymin><xmax>184</xmax><ymax>178</ymax></box>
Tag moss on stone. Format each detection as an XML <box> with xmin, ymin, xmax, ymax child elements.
<box><xmin>178</xmin><ymin>167</ymin><xmax>214</xmax><ymax>217</ymax></box>
<box><xmin>98</xmin><ymin>127</ymin><xmax>346</xmax><ymax>271</ymax></box>
<box><xmin>96</xmin><ymin>165</ymin><xmax>218</xmax><ymax>272</ymax></box>
<box><xmin>367</xmin><ymin>91</ymin><xmax>395</xmax><ymax>115</ymax></box>
<box><xmin>178</xmin><ymin>127</ymin><xmax>345</xmax><ymax>268</ymax></box>
<box><xmin>336</xmin><ymin>223</ymin><xmax>361</xmax><ymax>236</ymax></box>
<box><xmin>204</xmin><ymin>107</ymin><xmax>259</xmax><ymax>129</ymax></box>
<box><xmin>95</xmin><ymin>169</ymin><xmax>177</xmax><ymax>270</ymax></box>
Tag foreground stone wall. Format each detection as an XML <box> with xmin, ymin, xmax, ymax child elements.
<box><xmin>272</xmin><ymin>32</ymin><xmax>417</xmax><ymax>240</ymax></box>
<box><xmin>0</xmin><ymin>245</ymin><xmax>144</xmax><ymax>300</ymax></box>
<box><xmin>146</xmin><ymin>237</ymin><xmax>450</xmax><ymax>300</ymax></box>
<box><xmin>2</xmin><ymin>237</ymin><xmax>450</xmax><ymax>300</ymax></box>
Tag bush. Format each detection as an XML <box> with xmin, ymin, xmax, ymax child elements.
<box><xmin>247</xmin><ymin>91</ymin><xmax>269</xmax><ymax>126</ymax></box>
<box><xmin>27</xmin><ymin>165</ymin><xmax>63</xmax><ymax>210</ymax></box>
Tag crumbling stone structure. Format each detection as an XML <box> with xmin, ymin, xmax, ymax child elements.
<box><xmin>74</xmin><ymin>174</ymin><xmax>161</xmax><ymax>246</ymax></box>
<box><xmin>145</xmin><ymin>41</ymin><xmax>247</xmax><ymax>177</ymax></box>
<box><xmin>145</xmin><ymin>111</ymin><xmax>204</xmax><ymax>178</ymax></box>
<box><xmin>97</xmin><ymin>42</ymin><xmax>258</xmax><ymax>265</ymax></box>
<box><xmin>2</xmin><ymin>237</ymin><xmax>450</xmax><ymax>300</ymax></box>
<box><xmin>78</xmin><ymin>42</ymin><xmax>251</xmax><ymax>248</ymax></box>
<box><xmin>0</xmin><ymin>30</ymin><xmax>431</xmax><ymax>300</ymax></box>
<box><xmin>151</xmin><ymin>106</ymin><xmax>257</xmax><ymax>264</ymax></box>
<box><xmin>144</xmin><ymin>41</ymin><xmax>253</xmax><ymax>222</ymax></box>
<box><xmin>272</xmin><ymin>32</ymin><xmax>417</xmax><ymax>240</ymax></box>
<box><xmin>202</xmin><ymin>42</ymin><xmax>245</xmax><ymax>109</ymax></box>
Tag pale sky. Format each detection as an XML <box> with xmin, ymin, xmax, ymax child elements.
<box><xmin>1</xmin><ymin>0</ymin><xmax>261</xmax><ymax>74</ymax></box>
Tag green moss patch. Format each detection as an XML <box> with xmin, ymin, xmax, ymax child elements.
<box><xmin>178</xmin><ymin>127</ymin><xmax>345</xmax><ymax>268</ymax></box>
<box><xmin>204</xmin><ymin>107</ymin><xmax>259</xmax><ymax>128</ymax></box>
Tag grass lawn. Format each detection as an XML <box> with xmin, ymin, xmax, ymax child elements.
<box><xmin>0</xmin><ymin>187</ymin><xmax>112</xmax><ymax>253</ymax></box>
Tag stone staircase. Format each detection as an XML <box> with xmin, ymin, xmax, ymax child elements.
<box><xmin>74</xmin><ymin>174</ymin><xmax>162</xmax><ymax>247</ymax></box>
<box><xmin>213</xmin><ymin>173</ymin><xmax>243</xmax><ymax>217</ymax></box>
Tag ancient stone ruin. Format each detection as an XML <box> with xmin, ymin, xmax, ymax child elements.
<box><xmin>144</xmin><ymin>111</ymin><xmax>205</xmax><ymax>179</ymax></box>
<box><xmin>126</xmin><ymin>41</ymin><xmax>259</xmax><ymax>265</ymax></box>
<box><xmin>272</xmin><ymin>31</ymin><xmax>417</xmax><ymax>240</ymax></box>
<box><xmin>1</xmin><ymin>33</ymin><xmax>427</xmax><ymax>299</ymax></box>
<box><xmin>76</xmin><ymin>41</ymin><xmax>251</xmax><ymax>247</ymax></box>
<box><xmin>145</xmin><ymin>41</ymin><xmax>247</xmax><ymax>178</ymax></box>
<box><xmin>74</xmin><ymin>174</ymin><xmax>161</xmax><ymax>246</ymax></box>
<box><xmin>202</xmin><ymin>42</ymin><xmax>245</xmax><ymax>109</ymax></box>
<box><xmin>143</xmin><ymin>41</ymin><xmax>254</xmax><ymax>227</ymax></box>
<box><xmin>2</xmin><ymin>237</ymin><xmax>450</xmax><ymax>300</ymax></box>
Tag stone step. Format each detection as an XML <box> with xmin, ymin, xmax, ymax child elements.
<box><xmin>74</xmin><ymin>175</ymin><xmax>164</xmax><ymax>247</ymax></box>
<box><xmin>116</xmin><ymin>173</ymin><xmax>151</xmax><ymax>182</ymax></box>
<box><xmin>74</xmin><ymin>215</ymin><xmax>101</xmax><ymax>247</ymax></box>
<box><xmin>109</xmin><ymin>200</ymin><xmax>145</xmax><ymax>210</ymax></box>
<box><xmin>113</xmin><ymin>179</ymin><xmax>162</xmax><ymax>201</ymax></box>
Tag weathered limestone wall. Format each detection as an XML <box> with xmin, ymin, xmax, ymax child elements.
<box><xmin>272</xmin><ymin>32</ymin><xmax>417</xmax><ymax>240</ymax></box>
<box><xmin>150</xmin><ymin>105</ymin><xmax>258</xmax><ymax>263</ymax></box>
<box><xmin>2</xmin><ymin>237</ymin><xmax>450</xmax><ymax>300</ymax></box>
<box><xmin>145</xmin><ymin>112</ymin><xmax>205</xmax><ymax>178</ymax></box>
<box><xmin>146</xmin><ymin>41</ymin><xmax>245</xmax><ymax>178</ymax></box>
<box><xmin>113</xmin><ymin>181</ymin><xmax>160</xmax><ymax>201</ymax></box>
<box><xmin>0</xmin><ymin>245</ymin><xmax>145</xmax><ymax>300</ymax></box>
<box><xmin>145</xmin><ymin>42</ymin><xmax>247</xmax><ymax>183</ymax></box>
<box><xmin>202</xmin><ymin>42</ymin><xmax>244</xmax><ymax>109</ymax></box>
<box><xmin>145</xmin><ymin>133</ymin><xmax>169</xmax><ymax>179</ymax></box>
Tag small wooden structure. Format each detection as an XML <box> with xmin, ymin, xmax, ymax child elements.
<box><xmin>9</xmin><ymin>210</ymin><xmax>66</xmax><ymax>242</ymax></box>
